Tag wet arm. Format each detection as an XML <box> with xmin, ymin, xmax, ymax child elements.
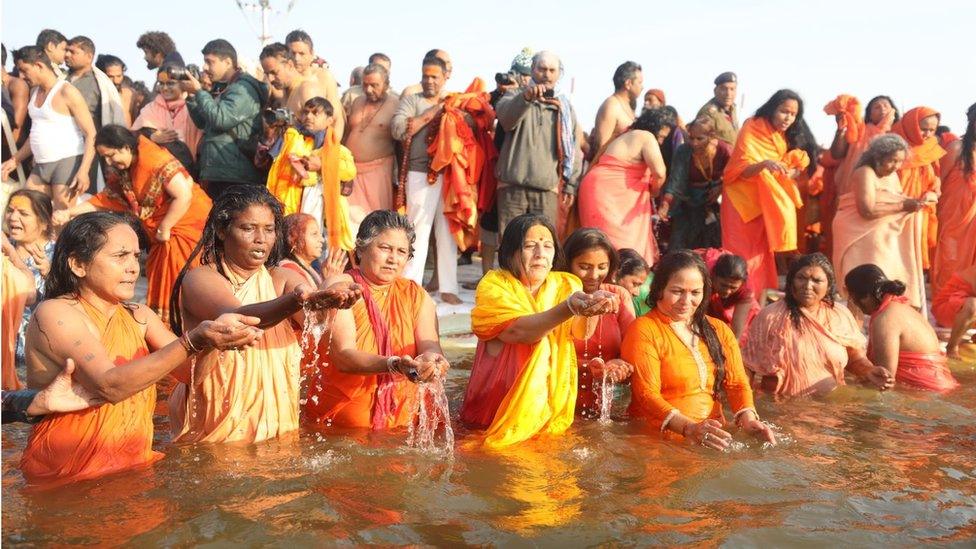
<box><xmin>181</xmin><ymin>268</ymin><xmax>303</xmax><ymax>329</ymax></box>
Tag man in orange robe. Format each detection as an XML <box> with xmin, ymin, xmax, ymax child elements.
<box><xmin>891</xmin><ymin>106</ymin><xmax>945</xmax><ymax>269</ymax></box>
<box><xmin>75</xmin><ymin>136</ymin><xmax>211</xmax><ymax>323</ymax></box>
<box><xmin>722</xmin><ymin>116</ymin><xmax>808</xmax><ymax>299</ymax></box>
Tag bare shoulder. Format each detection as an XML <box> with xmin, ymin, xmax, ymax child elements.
<box><xmin>32</xmin><ymin>298</ymin><xmax>83</xmax><ymax>326</ymax></box>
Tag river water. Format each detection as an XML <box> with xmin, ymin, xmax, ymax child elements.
<box><xmin>3</xmin><ymin>339</ymin><xmax>976</xmax><ymax>546</ymax></box>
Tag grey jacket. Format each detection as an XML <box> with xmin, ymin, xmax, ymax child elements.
<box><xmin>494</xmin><ymin>89</ymin><xmax>582</xmax><ymax>194</ymax></box>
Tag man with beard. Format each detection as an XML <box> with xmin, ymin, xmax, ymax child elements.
<box><xmin>135</xmin><ymin>31</ymin><xmax>184</xmax><ymax>70</ymax></box>
<box><xmin>344</xmin><ymin>63</ymin><xmax>398</xmax><ymax>236</ymax></box>
<box><xmin>94</xmin><ymin>54</ymin><xmax>133</xmax><ymax>125</ymax></box>
<box><xmin>259</xmin><ymin>42</ymin><xmax>325</xmax><ymax>116</ymax></box>
<box><xmin>590</xmin><ymin>61</ymin><xmax>642</xmax><ymax>158</ymax></box>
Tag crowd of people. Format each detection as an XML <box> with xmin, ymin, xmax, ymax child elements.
<box><xmin>1</xmin><ymin>27</ymin><xmax>975</xmax><ymax>487</ymax></box>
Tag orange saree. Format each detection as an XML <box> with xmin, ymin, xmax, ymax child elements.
<box><xmin>303</xmin><ymin>273</ymin><xmax>425</xmax><ymax>429</ymax></box>
<box><xmin>20</xmin><ymin>301</ymin><xmax>162</xmax><ymax>486</ymax></box>
<box><xmin>891</xmin><ymin>107</ymin><xmax>946</xmax><ymax>269</ymax></box>
<box><xmin>931</xmin><ymin>158</ymin><xmax>976</xmax><ymax>295</ymax></box>
<box><xmin>427</xmin><ymin>78</ymin><xmax>497</xmax><ymax>250</ymax></box>
<box><xmin>2</xmin><ymin>257</ymin><xmax>33</xmax><ymax>390</ymax></box>
<box><xmin>620</xmin><ymin>308</ymin><xmax>755</xmax><ymax>434</ymax></box>
<box><xmin>722</xmin><ymin>117</ymin><xmax>807</xmax><ymax>298</ymax></box>
<box><xmin>88</xmin><ymin>136</ymin><xmax>211</xmax><ymax>323</ymax></box>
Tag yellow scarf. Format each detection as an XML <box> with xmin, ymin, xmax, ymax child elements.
<box><xmin>471</xmin><ymin>269</ymin><xmax>581</xmax><ymax>448</ymax></box>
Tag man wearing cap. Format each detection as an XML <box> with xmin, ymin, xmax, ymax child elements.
<box><xmin>591</xmin><ymin>61</ymin><xmax>643</xmax><ymax>158</ymax></box>
<box><xmin>697</xmin><ymin>71</ymin><xmax>739</xmax><ymax>145</ymax></box>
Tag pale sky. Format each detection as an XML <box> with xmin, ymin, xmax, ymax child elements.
<box><xmin>3</xmin><ymin>0</ymin><xmax>973</xmax><ymax>144</ymax></box>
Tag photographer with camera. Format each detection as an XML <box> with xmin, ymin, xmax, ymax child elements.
<box><xmin>494</xmin><ymin>50</ymin><xmax>583</xmax><ymax>238</ymax></box>
<box><xmin>131</xmin><ymin>62</ymin><xmax>202</xmax><ymax>177</ymax></box>
<box><xmin>181</xmin><ymin>39</ymin><xmax>269</xmax><ymax>201</ymax></box>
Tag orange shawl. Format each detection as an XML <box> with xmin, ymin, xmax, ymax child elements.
<box><xmin>823</xmin><ymin>94</ymin><xmax>864</xmax><ymax>145</ymax></box>
<box><xmin>427</xmin><ymin>78</ymin><xmax>497</xmax><ymax>249</ymax></box>
<box><xmin>303</xmin><ymin>277</ymin><xmax>425</xmax><ymax>428</ymax></box>
<box><xmin>2</xmin><ymin>257</ymin><xmax>32</xmax><ymax>390</ymax></box>
<box><xmin>932</xmin><ymin>159</ymin><xmax>976</xmax><ymax>294</ymax></box>
<box><xmin>892</xmin><ymin>107</ymin><xmax>945</xmax><ymax>267</ymax></box>
<box><xmin>88</xmin><ymin>136</ymin><xmax>211</xmax><ymax>322</ymax></box>
<box><xmin>723</xmin><ymin>117</ymin><xmax>807</xmax><ymax>253</ymax></box>
<box><xmin>20</xmin><ymin>301</ymin><xmax>162</xmax><ymax>486</ymax></box>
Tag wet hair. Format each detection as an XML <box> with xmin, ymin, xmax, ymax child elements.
<box><xmin>44</xmin><ymin>212</ymin><xmax>132</xmax><ymax>300</ymax></box>
<box><xmin>844</xmin><ymin>264</ymin><xmax>906</xmax><ymax>303</ymax></box>
<box><xmin>136</xmin><ymin>31</ymin><xmax>176</xmax><ymax>57</ymax></box>
<box><xmin>67</xmin><ymin>36</ymin><xmax>95</xmax><ymax>56</ymax></box>
<box><xmin>784</xmin><ymin>253</ymin><xmax>837</xmax><ymax>328</ymax></box>
<box><xmin>95</xmin><ymin>124</ymin><xmax>139</xmax><ymax>151</ymax></box>
<box><xmin>646</xmin><ymin>250</ymin><xmax>726</xmax><ymax>398</ymax></box>
<box><xmin>616</xmin><ymin>248</ymin><xmax>650</xmax><ymax>279</ymax></box>
<box><xmin>13</xmin><ymin>46</ymin><xmax>52</xmax><ymax>69</ymax></box>
<box><xmin>354</xmin><ymin>209</ymin><xmax>416</xmax><ymax>264</ymax></box>
<box><xmin>95</xmin><ymin>54</ymin><xmax>126</xmax><ymax>73</ymax></box>
<box><xmin>282</xmin><ymin>213</ymin><xmax>321</xmax><ymax>280</ymax></box>
<box><xmin>170</xmin><ymin>186</ymin><xmax>284</xmax><ymax>334</ymax></box>
<box><xmin>754</xmin><ymin>89</ymin><xmax>819</xmax><ymax>175</ymax></box>
<box><xmin>712</xmin><ymin>253</ymin><xmax>748</xmax><ymax>281</ymax></box>
<box><xmin>962</xmin><ymin>102</ymin><xmax>976</xmax><ymax>176</ymax></box>
<box><xmin>559</xmin><ymin>228</ymin><xmax>620</xmax><ymax>282</ymax></box>
<box><xmin>35</xmin><ymin>29</ymin><xmax>67</xmax><ymax>49</ymax></box>
<box><xmin>285</xmin><ymin>29</ymin><xmax>313</xmax><ymax>49</ymax></box>
<box><xmin>5</xmin><ymin>189</ymin><xmax>54</xmax><ymax>240</ymax></box>
<box><xmin>368</xmin><ymin>52</ymin><xmax>390</xmax><ymax>66</ymax></box>
<box><xmin>855</xmin><ymin>133</ymin><xmax>909</xmax><ymax>172</ymax></box>
<box><xmin>259</xmin><ymin>42</ymin><xmax>294</xmax><ymax>63</ymax></box>
<box><xmin>362</xmin><ymin>63</ymin><xmax>389</xmax><ymax>84</ymax></box>
<box><xmin>632</xmin><ymin>106</ymin><xmax>677</xmax><ymax>135</ymax></box>
<box><xmin>612</xmin><ymin>61</ymin><xmax>642</xmax><ymax>91</ymax></box>
<box><xmin>497</xmin><ymin>213</ymin><xmax>563</xmax><ymax>280</ymax></box>
<box><xmin>201</xmin><ymin>39</ymin><xmax>237</xmax><ymax>67</ymax></box>
<box><xmin>304</xmin><ymin>96</ymin><xmax>334</xmax><ymax>117</ymax></box>
<box><xmin>421</xmin><ymin>56</ymin><xmax>448</xmax><ymax>73</ymax></box>
<box><xmin>864</xmin><ymin>95</ymin><xmax>900</xmax><ymax>125</ymax></box>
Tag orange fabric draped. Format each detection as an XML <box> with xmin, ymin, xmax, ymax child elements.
<box><xmin>20</xmin><ymin>301</ymin><xmax>161</xmax><ymax>486</ymax></box>
<box><xmin>578</xmin><ymin>154</ymin><xmax>661</xmax><ymax>265</ymax></box>
<box><xmin>823</xmin><ymin>94</ymin><xmax>864</xmax><ymax>145</ymax></box>
<box><xmin>891</xmin><ymin>107</ymin><xmax>946</xmax><ymax>269</ymax></box>
<box><xmin>932</xmin><ymin>273</ymin><xmax>974</xmax><ymax>328</ymax></box>
<box><xmin>722</xmin><ymin>117</ymin><xmax>807</xmax><ymax>297</ymax></box>
<box><xmin>303</xmin><ymin>278</ymin><xmax>425</xmax><ymax>428</ymax></box>
<box><xmin>267</xmin><ymin>127</ymin><xmax>315</xmax><ymax>216</ymax></box>
<box><xmin>931</xmin><ymin>160</ymin><xmax>976</xmax><ymax>295</ymax></box>
<box><xmin>620</xmin><ymin>308</ymin><xmax>755</xmax><ymax>434</ymax></box>
<box><xmin>88</xmin><ymin>136</ymin><xmax>211</xmax><ymax>323</ymax></box>
<box><xmin>169</xmin><ymin>265</ymin><xmax>301</xmax><ymax>444</ymax></box>
<box><xmin>319</xmin><ymin>127</ymin><xmax>356</xmax><ymax>252</ymax></box>
<box><xmin>741</xmin><ymin>300</ymin><xmax>866</xmax><ymax>398</ymax></box>
<box><xmin>869</xmin><ymin>295</ymin><xmax>959</xmax><ymax>392</ymax></box>
<box><xmin>427</xmin><ymin>78</ymin><xmax>497</xmax><ymax>250</ymax></box>
<box><xmin>2</xmin><ymin>257</ymin><xmax>32</xmax><ymax>390</ymax></box>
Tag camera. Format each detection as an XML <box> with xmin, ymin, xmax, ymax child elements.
<box><xmin>494</xmin><ymin>72</ymin><xmax>516</xmax><ymax>86</ymax></box>
<box><xmin>159</xmin><ymin>65</ymin><xmax>191</xmax><ymax>81</ymax></box>
<box><xmin>543</xmin><ymin>89</ymin><xmax>555</xmax><ymax>99</ymax></box>
<box><xmin>263</xmin><ymin>108</ymin><xmax>294</xmax><ymax>127</ymax></box>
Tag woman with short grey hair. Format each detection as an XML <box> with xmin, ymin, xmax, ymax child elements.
<box><xmin>833</xmin><ymin>131</ymin><xmax>929</xmax><ymax>310</ymax></box>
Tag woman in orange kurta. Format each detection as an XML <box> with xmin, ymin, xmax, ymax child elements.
<box><xmin>742</xmin><ymin>253</ymin><xmax>892</xmax><ymax>398</ymax></box>
<box><xmin>722</xmin><ymin>90</ymin><xmax>816</xmax><ymax>300</ymax></box>
<box><xmin>890</xmin><ymin>106</ymin><xmax>945</xmax><ymax>269</ymax></box>
<box><xmin>303</xmin><ymin>210</ymin><xmax>449</xmax><ymax>429</ymax></box>
<box><xmin>57</xmin><ymin>125</ymin><xmax>212</xmax><ymax>324</ymax></box>
<box><xmin>169</xmin><ymin>186</ymin><xmax>361</xmax><ymax>444</ymax></box>
<box><xmin>19</xmin><ymin>212</ymin><xmax>259</xmax><ymax>486</ymax></box>
<box><xmin>560</xmin><ymin>228</ymin><xmax>637</xmax><ymax>419</ymax></box>
<box><xmin>620</xmin><ymin>250</ymin><xmax>775</xmax><ymax>450</ymax></box>
<box><xmin>932</xmin><ymin>104</ymin><xmax>976</xmax><ymax>296</ymax></box>
<box><xmin>459</xmin><ymin>213</ymin><xmax>617</xmax><ymax>448</ymax></box>
<box><xmin>578</xmin><ymin>109</ymin><xmax>668</xmax><ymax>266</ymax></box>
